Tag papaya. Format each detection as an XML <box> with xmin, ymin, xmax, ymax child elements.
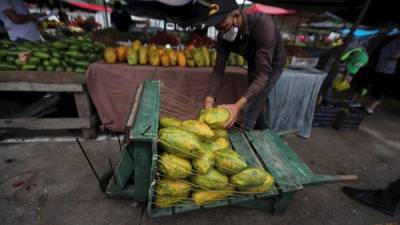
<box><xmin>230</xmin><ymin>167</ymin><xmax>268</xmax><ymax>188</ymax></box>
<box><xmin>149</xmin><ymin>51</ymin><xmax>160</xmax><ymax>66</ymax></box>
<box><xmin>104</xmin><ymin>47</ymin><xmax>117</xmax><ymax>64</ymax></box>
<box><xmin>158</xmin><ymin>127</ymin><xmax>204</xmax><ymax>159</ymax></box>
<box><xmin>168</xmin><ymin>50</ymin><xmax>177</xmax><ymax>66</ymax></box>
<box><xmin>192</xmin><ymin>186</ymin><xmax>235</xmax><ymax>205</ymax></box>
<box><xmin>148</xmin><ymin>43</ymin><xmax>157</xmax><ymax>52</ymax></box>
<box><xmin>131</xmin><ymin>39</ymin><xmax>141</xmax><ymax>51</ymax></box>
<box><xmin>160</xmin><ymin>116</ymin><xmax>181</xmax><ymax>128</ymax></box>
<box><xmin>187</xmin><ymin>59</ymin><xmax>195</xmax><ymax>68</ymax></box>
<box><xmin>193</xmin><ymin>48</ymin><xmax>205</xmax><ymax>67</ymax></box>
<box><xmin>160</xmin><ymin>52</ymin><xmax>170</xmax><ymax>67</ymax></box>
<box><xmin>127</xmin><ymin>48</ymin><xmax>138</xmax><ymax>65</ymax></box>
<box><xmin>138</xmin><ymin>46</ymin><xmax>147</xmax><ymax>65</ymax></box>
<box><xmin>201</xmin><ymin>46</ymin><xmax>210</xmax><ymax>66</ymax></box>
<box><xmin>236</xmin><ymin>54</ymin><xmax>245</xmax><ymax>66</ymax></box>
<box><xmin>157</xmin><ymin>48</ymin><xmax>165</xmax><ymax>57</ymax></box>
<box><xmin>199</xmin><ymin>107</ymin><xmax>230</xmax><ymax>129</ymax></box>
<box><xmin>117</xmin><ymin>46</ymin><xmax>128</xmax><ymax>62</ymax></box>
<box><xmin>177</xmin><ymin>51</ymin><xmax>186</xmax><ymax>67</ymax></box>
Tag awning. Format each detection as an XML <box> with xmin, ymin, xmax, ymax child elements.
<box><xmin>63</xmin><ymin>0</ymin><xmax>112</xmax><ymax>13</ymax></box>
<box><xmin>245</xmin><ymin>3</ymin><xmax>295</xmax><ymax>15</ymax></box>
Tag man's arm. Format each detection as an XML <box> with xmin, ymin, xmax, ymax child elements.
<box><xmin>242</xmin><ymin>16</ymin><xmax>275</xmax><ymax>101</ymax></box>
<box><xmin>3</xmin><ymin>9</ymin><xmax>38</xmax><ymax>23</ymax></box>
<box><xmin>205</xmin><ymin>38</ymin><xmax>230</xmax><ymax>108</ymax></box>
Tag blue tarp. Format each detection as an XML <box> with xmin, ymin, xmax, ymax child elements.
<box><xmin>340</xmin><ymin>28</ymin><xmax>400</xmax><ymax>38</ymax></box>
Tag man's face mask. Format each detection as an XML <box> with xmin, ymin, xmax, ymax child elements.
<box><xmin>222</xmin><ymin>17</ymin><xmax>239</xmax><ymax>42</ymax></box>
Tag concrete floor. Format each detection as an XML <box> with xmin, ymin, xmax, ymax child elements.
<box><xmin>1</xmin><ymin>103</ymin><xmax>399</xmax><ymax>225</ymax></box>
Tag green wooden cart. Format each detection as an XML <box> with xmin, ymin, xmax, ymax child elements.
<box><xmin>105</xmin><ymin>81</ymin><xmax>357</xmax><ymax>217</ymax></box>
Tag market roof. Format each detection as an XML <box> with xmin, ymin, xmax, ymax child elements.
<box><xmin>245</xmin><ymin>3</ymin><xmax>295</xmax><ymax>15</ymax></box>
<box><xmin>124</xmin><ymin>0</ymin><xmax>399</xmax><ymax>27</ymax></box>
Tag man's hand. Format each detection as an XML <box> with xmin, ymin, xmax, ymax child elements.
<box><xmin>219</xmin><ymin>97</ymin><xmax>247</xmax><ymax>128</ymax></box>
<box><xmin>204</xmin><ymin>96</ymin><xmax>215</xmax><ymax>109</ymax></box>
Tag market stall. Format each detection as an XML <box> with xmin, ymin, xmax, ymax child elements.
<box><xmin>0</xmin><ymin>70</ymin><xmax>96</xmax><ymax>138</ymax></box>
<box><xmin>0</xmin><ymin>35</ymin><xmax>103</xmax><ymax>138</ymax></box>
<box><xmin>86</xmin><ymin>61</ymin><xmax>326</xmax><ymax>137</ymax></box>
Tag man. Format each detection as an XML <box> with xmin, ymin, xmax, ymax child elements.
<box><xmin>343</xmin><ymin>179</ymin><xmax>399</xmax><ymax>215</ymax></box>
<box><xmin>0</xmin><ymin>0</ymin><xmax>42</xmax><ymax>42</ymax></box>
<box><xmin>111</xmin><ymin>1</ymin><xmax>132</xmax><ymax>32</ymax></box>
<box><xmin>199</xmin><ymin>0</ymin><xmax>286</xmax><ymax>129</ymax></box>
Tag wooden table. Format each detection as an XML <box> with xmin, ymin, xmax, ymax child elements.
<box><xmin>0</xmin><ymin>71</ymin><xmax>96</xmax><ymax>139</ymax></box>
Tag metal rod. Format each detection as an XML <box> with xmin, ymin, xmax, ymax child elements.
<box><xmin>161</xmin><ymin>96</ymin><xmax>199</xmax><ymax>111</ymax></box>
<box><xmin>117</xmin><ymin>134</ymin><xmax>122</xmax><ymax>152</ymax></box>
<box><xmin>75</xmin><ymin>138</ymin><xmax>102</xmax><ymax>186</ymax></box>
<box><xmin>161</xmin><ymin>95</ymin><xmax>199</xmax><ymax>110</ymax></box>
<box><xmin>103</xmin><ymin>0</ymin><xmax>109</xmax><ymax>28</ymax></box>
<box><xmin>161</xmin><ymin>84</ymin><xmax>200</xmax><ymax>107</ymax></box>
<box><xmin>108</xmin><ymin>158</ymin><xmax>117</xmax><ymax>185</ymax></box>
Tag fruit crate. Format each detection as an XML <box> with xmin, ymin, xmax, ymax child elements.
<box><xmin>312</xmin><ymin>104</ymin><xmax>341</xmax><ymax>128</ymax></box>
<box><xmin>333</xmin><ymin>108</ymin><xmax>367</xmax><ymax>131</ymax></box>
<box><xmin>106</xmin><ymin>81</ymin><xmax>357</xmax><ymax>217</ymax></box>
<box><xmin>312</xmin><ymin>102</ymin><xmax>367</xmax><ymax>131</ymax></box>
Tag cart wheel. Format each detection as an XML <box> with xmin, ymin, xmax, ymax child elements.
<box><xmin>99</xmin><ymin>171</ymin><xmax>112</xmax><ymax>193</ymax></box>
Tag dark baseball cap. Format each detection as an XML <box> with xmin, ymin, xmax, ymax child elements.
<box><xmin>194</xmin><ymin>0</ymin><xmax>239</xmax><ymax>26</ymax></box>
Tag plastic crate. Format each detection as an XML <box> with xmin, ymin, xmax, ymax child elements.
<box><xmin>312</xmin><ymin>104</ymin><xmax>341</xmax><ymax>128</ymax></box>
<box><xmin>312</xmin><ymin>102</ymin><xmax>367</xmax><ymax>131</ymax></box>
<box><xmin>333</xmin><ymin>108</ymin><xmax>367</xmax><ymax>131</ymax></box>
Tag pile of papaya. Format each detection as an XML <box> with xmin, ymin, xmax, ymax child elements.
<box><xmin>0</xmin><ymin>35</ymin><xmax>104</xmax><ymax>73</ymax></box>
<box><xmin>154</xmin><ymin>108</ymin><xmax>275</xmax><ymax>208</ymax></box>
<box><xmin>104</xmin><ymin>40</ymin><xmax>247</xmax><ymax>68</ymax></box>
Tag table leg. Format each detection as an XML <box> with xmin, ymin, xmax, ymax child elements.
<box><xmin>74</xmin><ymin>88</ymin><xmax>96</xmax><ymax>139</ymax></box>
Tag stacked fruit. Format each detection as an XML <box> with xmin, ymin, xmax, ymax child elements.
<box><xmin>154</xmin><ymin>108</ymin><xmax>275</xmax><ymax>208</ymax></box>
<box><xmin>103</xmin><ymin>40</ymin><xmax>247</xmax><ymax>67</ymax></box>
<box><xmin>0</xmin><ymin>36</ymin><xmax>104</xmax><ymax>73</ymax></box>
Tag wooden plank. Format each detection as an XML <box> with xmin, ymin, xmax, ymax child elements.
<box><xmin>229</xmin><ymin>132</ymin><xmax>264</xmax><ymax>166</ymax></box>
<box><xmin>74</xmin><ymin>89</ymin><xmax>96</xmax><ymax>139</ymax></box>
<box><xmin>130</xmin><ymin>81</ymin><xmax>160</xmax><ymax>141</ymax></box>
<box><xmin>109</xmin><ymin>145</ymin><xmax>135</xmax><ymax>191</ymax></box>
<box><xmin>134</xmin><ymin>141</ymin><xmax>153</xmax><ymax>202</ymax></box>
<box><xmin>229</xmin><ymin>132</ymin><xmax>279</xmax><ymax>197</ymax></box>
<box><xmin>126</xmin><ymin>83</ymin><xmax>144</xmax><ymax>129</ymax></box>
<box><xmin>233</xmin><ymin>199</ymin><xmax>273</xmax><ymax>210</ymax></box>
<box><xmin>0</xmin><ymin>82</ymin><xmax>83</xmax><ymax>92</ymax></box>
<box><xmin>0</xmin><ymin>118</ymin><xmax>90</xmax><ymax>129</ymax></box>
<box><xmin>268</xmin><ymin>132</ymin><xmax>316</xmax><ymax>184</ymax></box>
<box><xmin>246</xmin><ymin>130</ymin><xmax>303</xmax><ymax>193</ymax></box>
<box><xmin>304</xmin><ymin>175</ymin><xmax>358</xmax><ymax>187</ymax></box>
<box><xmin>0</xmin><ymin>71</ymin><xmax>85</xmax><ymax>84</ymax></box>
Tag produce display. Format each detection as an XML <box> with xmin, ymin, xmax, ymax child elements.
<box><xmin>154</xmin><ymin>107</ymin><xmax>275</xmax><ymax>208</ymax></box>
<box><xmin>103</xmin><ymin>39</ymin><xmax>247</xmax><ymax>68</ymax></box>
<box><xmin>0</xmin><ymin>36</ymin><xmax>104</xmax><ymax>73</ymax></box>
